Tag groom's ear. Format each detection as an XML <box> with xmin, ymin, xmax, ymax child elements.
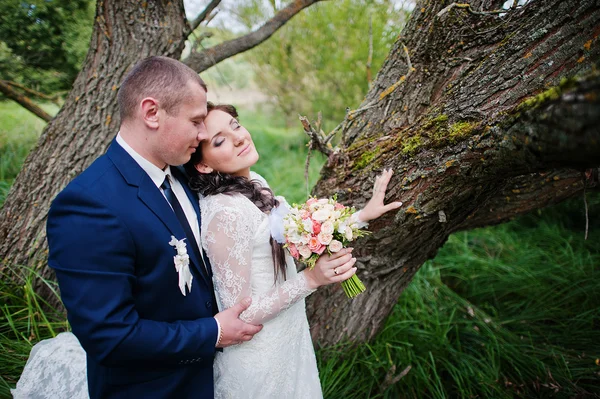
<box><xmin>195</xmin><ymin>163</ymin><xmax>213</xmax><ymax>174</ymax></box>
<box><xmin>140</xmin><ymin>97</ymin><xmax>160</xmax><ymax>129</ymax></box>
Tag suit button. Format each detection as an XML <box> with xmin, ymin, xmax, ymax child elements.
<box><xmin>205</xmin><ymin>301</ymin><xmax>212</xmax><ymax>309</ymax></box>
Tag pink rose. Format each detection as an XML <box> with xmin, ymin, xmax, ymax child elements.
<box><xmin>306</xmin><ymin>198</ymin><xmax>318</xmax><ymax>206</ymax></box>
<box><xmin>334</xmin><ymin>202</ymin><xmax>345</xmax><ymax>210</ymax></box>
<box><xmin>288</xmin><ymin>243</ymin><xmax>300</xmax><ymax>259</ymax></box>
<box><xmin>315</xmin><ymin>244</ymin><xmax>326</xmax><ymax>255</ymax></box>
<box><xmin>312</xmin><ymin>220</ymin><xmax>322</xmax><ymax>235</ymax></box>
<box><xmin>328</xmin><ymin>240</ymin><xmax>343</xmax><ymax>253</ymax></box>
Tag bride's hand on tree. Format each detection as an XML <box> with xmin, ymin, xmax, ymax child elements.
<box><xmin>303</xmin><ymin>248</ymin><xmax>357</xmax><ymax>290</ymax></box>
<box><xmin>358</xmin><ymin>169</ymin><xmax>402</xmax><ymax>223</ymax></box>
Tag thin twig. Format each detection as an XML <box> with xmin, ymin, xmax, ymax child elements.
<box><xmin>305</xmin><ymin>146</ymin><xmax>312</xmax><ymax>198</ymax></box>
<box><xmin>189</xmin><ymin>0</ymin><xmax>221</xmax><ymax>32</ymax></box>
<box><xmin>298</xmin><ymin>115</ymin><xmax>332</xmax><ymax>156</ymax></box>
<box><xmin>367</xmin><ymin>14</ymin><xmax>373</xmax><ymax>87</ymax></box>
<box><xmin>437</xmin><ymin>2</ymin><xmax>507</xmax><ymax>18</ymax></box>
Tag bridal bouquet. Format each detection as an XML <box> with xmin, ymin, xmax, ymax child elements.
<box><xmin>282</xmin><ymin>197</ymin><xmax>369</xmax><ymax>298</ymax></box>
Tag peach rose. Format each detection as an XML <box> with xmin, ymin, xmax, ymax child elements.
<box><xmin>308</xmin><ymin>236</ymin><xmax>322</xmax><ymax>252</ymax></box>
<box><xmin>298</xmin><ymin>245</ymin><xmax>312</xmax><ymax>259</ymax></box>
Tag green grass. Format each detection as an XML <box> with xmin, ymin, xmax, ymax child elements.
<box><xmin>0</xmin><ymin>101</ymin><xmax>58</xmax><ymax>206</ymax></box>
<box><xmin>0</xmin><ymin>267</ymin><xmax>68</xmax><ymax>398</ymax></box>
<box><xmin>1</xmin><ymin>102</ymin><xmax>599</xmax><ymax>398</ymax></box>
<box><xmin>317</xmin><ymin>202</ymin><xmax>600</xmax><ymax>398</ymax></box>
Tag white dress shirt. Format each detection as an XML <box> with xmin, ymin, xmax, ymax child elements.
<box><xmin>115</xmin><ymin>133</ymin><xmax>221</xmax><ymax>344</ymax></box>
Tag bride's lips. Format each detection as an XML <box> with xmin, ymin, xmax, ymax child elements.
<box><xmin>238</xmin><ymin>144</ymin><xmax>250</xmax><ymax>156</ymax></box>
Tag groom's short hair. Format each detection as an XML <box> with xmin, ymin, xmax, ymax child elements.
<box><xmin>118</xmin><ymin>56</ymin><xmax>207</xmax><ymax>123</ymax></box>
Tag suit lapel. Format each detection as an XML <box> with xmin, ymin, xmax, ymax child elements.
<box><xmin>107</xmin><ymin>141</ymin><xmax>212</xmax><ymax>288</ymax></box>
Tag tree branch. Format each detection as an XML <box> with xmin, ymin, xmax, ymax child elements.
<box><xmin>184</xmin><ymin>0</ymin><xmax>327</xmax><ymax>73</ymax></box>
<box><xmin>188</xmin><ymin>0</ymin><xmax>221</xmax><ymax>32</ymax></box>
<box><xmin>455</xmin><ymin>169</ymin><xmax>599</xmax><ymax>231</ymax></box>
<box><xmin>0</xmin><ymin>80</ymin><xmax>52</xmax><ymax>122</ymax></box>
<box><xmin>2</xmin><ymin>80</ymin><xmax>62</xmax><ymax>104</ymax></box>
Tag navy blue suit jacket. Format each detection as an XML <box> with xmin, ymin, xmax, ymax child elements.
<box><xmin>47</xmin><ymin>140</ymin><xmax>218</xmax><ymax>398</ymax></box>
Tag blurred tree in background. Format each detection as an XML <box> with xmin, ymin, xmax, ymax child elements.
<box><xmin>203</xmin><ymin>0</ymin><xmax>410</xmax><ymax>126</ymax></box>
<box><xmin>0</xmin><ymin>0</ymin><xmax>94</xmax><ymax>95</ymax></box>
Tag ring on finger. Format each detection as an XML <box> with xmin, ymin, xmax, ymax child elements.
<box><xmin>333</xmin><ymin>268</ymin><xmax>338</xmax><ymax>275</ymax></box>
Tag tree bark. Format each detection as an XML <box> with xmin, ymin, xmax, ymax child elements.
<box><xmin>305</xmin><ymin>0</ymin><xmax>600</xmax><ymax>345</ymax></box>
<box><xmin>0</xmin><ymin>0</ymin><xmax>599</xmax><ymax>348</ymax></box>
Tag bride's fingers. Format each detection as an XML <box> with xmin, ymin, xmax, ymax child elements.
<box><xmin>334</xmin><ymin>266</ymin><xmax>357</xmax><ymax>283</ymax></box>
<box><xmin>331</xmin><ymin>257</ymin><xmax>356</xmax><ymax>277</ymax></box>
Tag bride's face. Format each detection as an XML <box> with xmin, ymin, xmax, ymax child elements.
<box><xmin>195</xmin><ymin>109</ymin><xmax>259</xmax><ymax>177</ymax></box>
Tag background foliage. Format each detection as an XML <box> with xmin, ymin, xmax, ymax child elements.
<box><xmin>0</xmin><ymin>0</ymin><xmax>94</xmax><ymax>94</ymax></box>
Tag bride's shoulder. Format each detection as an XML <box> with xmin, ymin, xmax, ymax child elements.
<box><xmin>200</xmin><ymin>192</ymin><xmax>259</xmax><ymax>216</ymax></box>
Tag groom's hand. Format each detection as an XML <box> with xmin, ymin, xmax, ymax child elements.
<box><xmin>214</xmin><ymin>297</ymin><xmax>262</xmax><ymax>348</ymax></box>
<box><xmin>304</xmin><ymin>248</ymin><xmax>357</xmax><ymax>289</ymax></box>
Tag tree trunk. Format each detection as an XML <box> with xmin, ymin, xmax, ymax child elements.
<box><xmin>0</xmin><ymin>0</ymin><xmax>189</xmax><ymax>300</ymax></box>
<box><xmin>1</xmin><ymin>0</ymin><xmax>599</xmax><ymax>348</ymax></box>
<box><xmin>305</xmin><ymin>0</ymin><xmax>600</xmax><ymax>345</ymax></box>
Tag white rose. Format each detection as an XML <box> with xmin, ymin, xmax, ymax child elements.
<box><xmin>321</xmin><ymin>221</ymin><xmax>334</xmax><ymax>235</ymax></box>
<box><xmin>317</xmin><ymin>232</ymin><xmax>333</xmax><ymax>245</ymax></box>
<box><xmin>312</xmin><ymin>208</ymin><xmax>331</xmax><ymax>222</ymax></box>
<box><xmin>317</xmin><ymin>198</ymin><xmax>329</xmax><ymax>205</ymax></box>
<box><xmin>300</xmin><ymin>233</ymin><xmax>311</xmax><ymax>245</ymax></box>
<box><xmin>328</xmin><ymin>240</ymin><xmax>343</xmax><ymax>253</ymax></box>
<box><xmin>302</xmin><ymin>218</ymin><xmax>313</xmax><ymax>233</ymax></box>
<box><xmin>337</xmin><ymin>221</ymin><xmax>347</xmax><ymax>235</ymax></box>
<box><xmin>345</xmin><ymin>226</ymin><xmax>353</xmax><ymax>241</ymax></box>
<box><xmin>323</xmin><ymin>204</ymin><xmax>335</xmax><ymax>212</ymax></box>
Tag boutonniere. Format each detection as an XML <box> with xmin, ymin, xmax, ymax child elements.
<box><xmin>169</xmin><ymin>236</ymin><xmax>193</xmax><ymax>296</ymax></box>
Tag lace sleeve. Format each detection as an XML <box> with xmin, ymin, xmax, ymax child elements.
<box><xmin>203</xmin><ymin>196</ymin><xmax>315</xmax><ymax>325</ymax></box>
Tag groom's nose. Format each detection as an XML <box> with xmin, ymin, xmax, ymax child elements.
<box><xmin>196</xmin><ymin>121</ymin><xmax>208</xmax><ymax>141</ymax></box>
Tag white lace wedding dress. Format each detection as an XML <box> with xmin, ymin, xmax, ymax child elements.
<box><xmin>201</xmin><ymin>174</ymin><xmax>323</xmax><ymax>399</ymax></box>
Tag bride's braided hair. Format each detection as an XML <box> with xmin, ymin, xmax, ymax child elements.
<box><xmin>185</xmin><ymin>103</ymin><xmax>287</xmax><ymax>281</ymax></box>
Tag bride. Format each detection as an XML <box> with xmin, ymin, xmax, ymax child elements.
<box><xmin>184</xmin><ymin>103</ymin><xmax>402</xmax><ymax>398</ymax></box>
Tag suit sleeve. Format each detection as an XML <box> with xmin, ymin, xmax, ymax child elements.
<box><xmin>47</xmin><ymin>184</ymin><xmax>218</xmax><ymax>367</ymax></box>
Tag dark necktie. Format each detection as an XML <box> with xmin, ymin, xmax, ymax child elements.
<box><xmin>161</xmin><ymin>175</ymin><xmax>208</xmax><ymax>276</ymax></box>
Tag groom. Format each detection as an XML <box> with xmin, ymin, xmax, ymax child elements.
<box><xmin>46</xmin><ymin>56</ymin><xmax>263</xmax><ymax>398</ymax></box>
